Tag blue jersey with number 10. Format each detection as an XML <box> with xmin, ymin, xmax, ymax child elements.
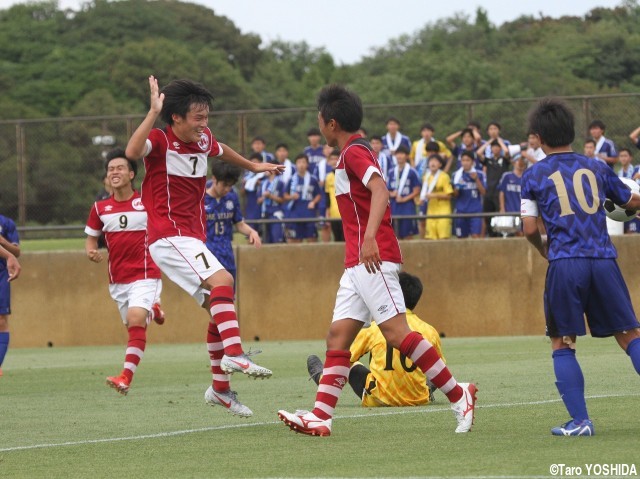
<box><xmin>204</xmin><ymin>190</ymin><xmax>243</xmax><ymax>272</ymax></box>
<box><xmin>520</xmin><ymin>152</ymin><xmax>632</xmax><ymax>261</ymax></box>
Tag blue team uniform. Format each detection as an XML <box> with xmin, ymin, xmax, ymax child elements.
<box><xmin>0</xmin><ymin>215</ymin><xmax>19</xmax><ymax>315</ymax></box>
<box><xmin>521</xmin><ymin>152</ymin><xmax>640</xmax><ymax>337</ymax></box>
<box><xmin>285</xmin><ymin>173</ymin><xmax>321</xmax><ymax>240</ymax></box>
<box><xmin>243</xmin><ymin>171</ymin><xmax>264</xmax><ymax>230</ymax></box>
<box><xmin>204</xmin><ymin>190</ymin><xmax>243</xmax><ymax>282</ymax></box>
<box><xmin>452</xmin><ymin>145</ymin><xmax>483</xmax><ymax>171</ymax></box>
<box><xmin>497</xmin><ymin>172</ymin><xmax>522</xmax><ymax>213</ymax></box>
<box><xmin>595</xmin><ymin>137</ymin><xmax>618</xmax><ymax>168</ymax></box>
<box><xmin>618</xmin><ymin>167</ymin><xmax>640</xmax><ymax>233</ymax></box>
<box><xmin>260</xmin><ymin>176</ymin><xmax>286</xmax><ymax>244</ymax></box>
<box><xmin>387</xmin><ymin>165</ymin><xmax>420</xmax><ymax>238</ymax></box>
<box><xmin>303</xmin><ymin>146</ymin><xmax>326</xmax><ymax>178</ymax></box>
<box><xmin>453</xmin><ymin>169</ymin><xmax>485</xmax><ymax>237</ymax></box>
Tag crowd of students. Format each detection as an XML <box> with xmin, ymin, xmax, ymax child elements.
<box><xmin>239</xmin><ymin>119</ymin><xmax>640</xmax><ymax>243</ymax></box>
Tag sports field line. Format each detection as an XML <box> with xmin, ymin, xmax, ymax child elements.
<box><xmin>0</xmin><ymin>392</ymin><xmax>636</xmax><ymax>453</ymax></box>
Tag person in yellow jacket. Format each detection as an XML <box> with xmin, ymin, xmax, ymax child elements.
<box><xmin>307</xmin><ymin>272</ymin><xmax>443</xmax><ymax>407</ymax></box>
<box><xmin>420</xmin><ymin>154</ymin><xmax>454</xmax><ymax>240</ymax></box>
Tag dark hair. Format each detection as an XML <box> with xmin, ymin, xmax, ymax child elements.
<box><xmin>487</xmin><ymin>121</ymin><xmax>501</xmax><ymax>131</ymax></box>
<box><xmin>317</xmin><ymin>84</ymin><xmax>363</xmax><ymax>133</ymax></box>
<box><xmin>307</xmin><ymin>128</ymin><xmax>321</xmax><ymax>137</ymax></box>
<box><xmin>428</xmin><ymin>154</ymin><xmax>444</xmax><ymax>167</ymax></box>
<box><xmin>370</xmin><ymin>135</ymin><xmax>383</xmax><ymax>142</ymax></box>
<box><xmin>160</xmin><ymin>79</ymin><xmax>214</xmax><ymax>126</ymax></box>
<box><xmin>275</xmin><ymin>143</ymin><xmax>289</xmax><ymax>151</ymax></box>
<box><xmin>386</xmin><ymin>116</ymin><xmax>400</xmax><ymax>125</ymax></box>
<box><xmin>330</xmin><ymin>148</ymin><xmax>340</xmax><ymax>157</ymax></box>
<box><xmin>105</xmin><ymin>148</ymin><xmax>137</xmax><ymax>177</ymax></box>
<box><xmin>251</xmin><ymin>136</ymin><xmax>266</xmax><ymax>144</ymax></box>
<box><xmin>399</xmin><ymin>272</ymin><xmax>423</xmax><ymax>310</ymax></box>
<box><xmin>528</xmin><ymin>98</ymin><xmax>575</xmax><ymax>148</ymax></box>
<box><xmin>588</xmin><ymin>119</ymin><xmax>606</xmax><ymax>131</ymax></box>
<box><xmin>619</xmin><ymin>148</ymin><xmax>632</xmax><ymax>156</ymax></box>
<box><xmin>421</xmin><ymin>122</ymin><xmax>435</xmax><ymax>132</ymax></box>
<box><xmin>461</xmin><ymin>150</ymin><xmax>476</xmax><ymax>161</ymax></box>
<box><xmin>461</xmin><ymin>128</ymin><xmax>474</xmax><ymax>138</ymax></box>
<box><xmin>211</xmin><ymin>158</ymin><xmax>242</xmax><ymax>184</ymax></box>
<box><xmin>395</xmin><ymin>145</ymin><xmax>410</xmax><ymax>155</ymax></box>
<box><xmin>467</xmin><ymin>120</ymin><xmax>481</xmax><ymax>130</ymax></box>
<box><xmin>490</xmin><ymin>139</ymin><xmax>500</xmax><ymax>147</ymax></box>
<box><xmin>584</xmin><ymin>138</ymin><xmax>596</xmax><ymax>146</ymax></box>
<box><xmin>426</xmin><ymin>141</ymin><xmax>440</xmax><ymax>152</ymax></box>
<box><xmin>294</xmin><ymin>153</ymin><xmax>309</xmax><ymax>163</ymax></box>
<box><xmin>249</xmin><ymin>152</ymin><xmax>263</xmax><ymax>161</ymax></box>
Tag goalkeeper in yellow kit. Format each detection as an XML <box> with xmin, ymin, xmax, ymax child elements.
<box><xmin>307</xmin><ymin>272</ymin><xmax>444</xmax><ymax>407</ymax></box>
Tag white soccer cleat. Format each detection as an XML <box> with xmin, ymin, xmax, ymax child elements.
<box><xmin>204</xmin><ymin>386</ymin><xmax>253</xmax><ymax>417</ymax></box>
<box><xmin>220</xmin><ymin>353</ymin><xmax>272</xmax><ymax>378</ymax></box>
<box><xmin>451</xmin><ymin>383</ymin><xmax>478</xmax><ymax>433</ymax></box>
<box><xmin>277</xmin><ymin>409</ymin><xmax>332</xmax><ymax>437</ymax></box>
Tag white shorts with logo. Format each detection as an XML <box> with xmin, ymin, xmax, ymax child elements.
<box><xmin>149</xmin><ymin>236</ymin><xmax>224</xmax><ymax>305</ymax></box>
<box><xmin>332</xmin><ymin>262</ymin><xmax>406</xmax><ymax>325</ymax></box>
<box><xmin>109</xmin><ymin>278</ymin><xmax>162</xmax><ymax>325</ymax></box>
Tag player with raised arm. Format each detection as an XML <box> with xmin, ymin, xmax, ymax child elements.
<box><xmin>521</xmin><ymin>98</ymin><xmax>640</xmax><ymax>436</ymax></box>
<box><xmin>85</xmin><ymin>149</ymin><xmax>165</xmax><ymax>395</ymax></box>
<box><xmin>277</xmin><ymin>84</ymin><xmax>477</xmax><ymax>436</ymax></box>
<box><xmin>125</xmin><ymin>76</ymin><xmax>282</xmax><ymax>417</ymax></box>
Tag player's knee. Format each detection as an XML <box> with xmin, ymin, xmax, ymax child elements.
<box><xmin>126</xmin><ymin>308</ymin><xmax>148</xmax><ymax>328</ymax></box>
<box><xmin>205</xmin><ymin>269</ymin><xmax>234</xmax><ymax>289</ymax></box>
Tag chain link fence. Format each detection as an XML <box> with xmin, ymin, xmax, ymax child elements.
<box><xmin>1</xmin><ymin>93</ymin><xmax>640</xmax><ymax>237</ymax></box>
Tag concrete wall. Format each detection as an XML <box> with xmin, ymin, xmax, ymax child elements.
<box><xmin>11</xmin><ymin>236</ymin><xmax>640</xmax><ymax>347</ymax></box>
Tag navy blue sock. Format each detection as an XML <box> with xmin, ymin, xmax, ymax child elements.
<box><xmin>0</xmin><ymin>332</ymin><xmax>9</xmax><ymax>367</ymax></box>
<box><xmin>626</xmin><ymin>337</ymin><xmax>640</xmax><ymax>375</ymax></box>
<box><xmin>553</xmin><ymin>348</ymin><xmax>589</xmax><ymax>422</ymax></box>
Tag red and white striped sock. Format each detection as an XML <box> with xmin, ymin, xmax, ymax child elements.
<box><xmin>209</xmin><ymin>286</ymin><xmax>243</xmax><ymax>357</ymax></box>
<box><xmin>311</xmin><ymin>350</ymin><xmax>351</xmax><ymax>420</ymax></box>
<box><xmin>122</xmin><ymin>326</ymin><xmax>146</xmax><ymax>383</ymax></box>
<box><xmin>207</xmin><ymin>321</ymin><xmax>230</xmax><ymax>392</ymax></box>
<box><xmin>400</xmin><ymin>331</ymin><xmax>463</xmax><ymax>403</ymax></box>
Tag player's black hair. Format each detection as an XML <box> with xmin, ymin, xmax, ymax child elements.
<box><xmin>275</xmin><ymin>143</ymin><xmax>289</xmax><ymax>151</ymax></box>
<box><xmin>160</xmin><ymin>79</ymin><xmax>214</xmax><ymax>126</ymax></box>
<box><xmin>588</xmin><ymin>119</ymin><xmax>606</xmax><ymax>131</ymax></box>
<box><xmin>490</xmin><ymin>139</ymin><xmax>500</xmax><ymax>147</ymax></box>
<box><xmin>370</xmin><ymin>135</ymin><xmax>383</xmax><ymax>142</ymax></box>
<box><xmin>294</xmin><ymin>153</ymin><xmax>309</xmax><ymax>163</ymax></box>
<box><xmin>317</xmin><ymin>84</ymin><xmax>363</xmax><ymax>133</ymax></box>
<box><xmin>428</xmin><ymin>154</ymin><xmax>444</xmax><ymax>167</ymax></box>
<box><xmin>249</xmin><ymin>152</ymin><xmax>263</xmax><ymax>161</ymax></box>
<box><xmin>386</xmin><ymin>116</ymin><xmax>401</xmax><ymax>125</ymax></box>
<box><xmin>426</xmin><ymin>141</ymin><xmax>440</xmax><ymax>152</ymax></box>
<box><xmin>467</xmin><ymin>120</ymin><xmax>481</xmax><ymax>130</ymax></box>
<box><xmin>421</xmin><ymin>122</ymin><xmax>435</xmax><ymax>132</ymax></box>
<box><xmin>395</xmin><ymin>145</ymin><xmax>410</xmax><ymax>155</ymax></box>
<box><xmin>461</xmin><ymin>150</ymin><xmax>476</xmax><ymax>161</ymax></box>
<box><xmin>399</xmin><ymin>272</ymin><xmax>423</xmax><ymax>310</ymax></box>
<box><xmin>105</xmin><ymin>148</ymin><xmax>137</xmax><ymax>178</ymax></box>
<box><xmin>528</xmin><ymin>98</ymin><xmax>575</xmax><ymax>148</ymax></box>
<box><xmin>306</xmin><ymin>127</ymin><xmax>321</xmax><ymax>137</ymax></box>
<box><xmin>252</xmin><ymin>136</ymin><xmax>266</xmax><ymax>144</ymax></box>
<box><xmin>211</xmin><ymin>158</ymin><xmax>242</xmax><ymax>185</ymax></box>
<box><xmin>487</xmin><ymin>121</ymin><xmax>501</xmax><ymax>131</ymax></box>
<box><xmin>461</xmin><ymin>128</ymin><xmax>474</xmax><ymax>138</ymax></box>
<box><xmin>619</xmin><ymin>148</ymin><xmax>633</xmax><ymax>156</ymax></box>
<box><xmin>584</xmin><ymin>138</ymin><xmax>596</xmax><ymax>146</ymax></box>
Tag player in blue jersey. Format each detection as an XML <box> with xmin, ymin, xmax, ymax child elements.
<box><xmin>452</xmin><ymin>151</ymin><xmax>486</xmax><ymax>238</ymax></box>
<box><xmin>387</xmin><ymin>145</ymin><xmax>420</xmax><ymax>239</ymax></box>
<box><xmin>258</xmin><ymin>161</ymin><xmax>286</xmax><ymax>244</ymax></box>
<box><xmin>205</xmin><ymin>159</ymin><xmax>261</xmax><ymax>284</ymax></box>
<box><xmin>284</xmin><ymin>153</ymin><xmax>322</xmax><ymax>243</ymax></box>
<box><xmin>303</xmin><ymin>127</ymin><xmax>326</xmax><ymax>179</ymax></box>
<box><xmin>521</xmin><ymin>98</ymin><xmax>640</xmax><ymax>437</ymax></box>
<box><xmin>588</xmin><ymin>120</ymin><xmax>618</xmax><ymax>167</ymax></box>
<box><xmin>497</xmin><ymin>155</ymin><xmax>525</xmax><ymax>236</ymax></box>
<box><xmin>242</xmin><ymin>152</ymin><xmax>266</xmax><ymax>232</ymax></box>
<box><xmin>0</xmin><ymin>215</ymin><xmax>21</xmax><ymax>378</ymax></box>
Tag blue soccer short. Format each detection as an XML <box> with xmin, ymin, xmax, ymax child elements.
<box><xmin>0</xmin><ymin>269</ymin><xmax>11</xmax><ymax>315</ymax></box>
<box><xmin>544</xmin><ymin>258</ymin><xmax>640</xmax><ymax>338</ymax></box>
<box><xmin>286</xmin><ymin>221</ymin><xmax>317</xmax><ymax>240</ymax></box>
<box><xmin>454</xmin><ymin>217</ymin><xmax>482</xmax><ymax>238</ymax></box>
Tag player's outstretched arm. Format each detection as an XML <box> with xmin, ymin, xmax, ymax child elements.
<box><xmin>236</xmin><ymin>221</ymin><xmax>262</xmax><ymax>248</ymax></box>
<box><xmin>126</xmin><ymin>75</ymin><xmax>164</xmax><ymax>160</ymax></box>
<box><xmin>0</xmin><ymin>246</ymin><xmax>20</xmax><ymax>281</ymax></box>
<box><xmin>0</xmin><ymin>235</ymin><xmax>20</xmax><ymax>258</ymax></box>
<box><xmin>218</xmin><ymin>143</ymin><xmax>284</xmax><ymax>175</ymax></box>
<box><xmin>623</xmin><ymin>192</ymin><xmax>640</xmax><ymax>211</ymax></box>
<box><xmin>522</xmin><ymin>216</ymin><xmax>547</xmax><ymax>259</ymax></box>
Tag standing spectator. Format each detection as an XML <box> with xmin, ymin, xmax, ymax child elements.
<box><xmin>479</xmin><ymin>139</ymin><xmax>512</xmax><ymax>237</ymax></box>
<box><xmin>452</xmin><ymin>151</ymin><xmax>486</xmax><ymax>239</ymax></box>
<box><xmin>387</xmin><ymin>145</ymin><xmax>421</xmax><ymax>240</ymax></box>
<box><xmin>258</xmin><ymin>162</ymin><xmax>286</xmax><ymax>244</ymax></box>
<box><xmin>589</xmin><ymin>120</ymin><xmax>618</xmax><ymax>167</ymax></box>
<box><xmin>324</xmin><ymin>148</ymin><xmax>344</xmax><ymax>242</ymax></box>
<box><xmin>629</xmin><ymin>125</ymin><xmax>640</xmax><ymax>151</ymax></box>
<box><xmin>497</xmin><ymin>155</ymin><xmax>526</xmax><ymax>237</ymax></box>
<box><xmin>277</xmin><ymin>84</ymin><xmax>476</xmax><ymax>437</ymax></box>
<box><xmin>370</xmin><ymin>135</ymin><xmax>392</xmax><ymax>181</ymax></box>
<box><xmin>583</xmin><ymin>139</ymin><xmax>600</xmax><ymax>162</ymax></box>
<box><xmin>520</xmin><ymin>133</ymin><xmax>546</xmax><ymax>167</ymax></box>
<box><xmin>125</xmin><ymin>76</ymin><xmax>277</xmax><ymax>417</ymax></box>
<box><xmin>410</xmin><ymin>123</ymin><xmax>451</xmax><ymax>177</ymax></box>
<box><xmin>85</xmin><ymin>149</ymin><xmax>164</xmax><ymax>395</ymax></box>
<box><xmin>242</xmin><ymin>153</ymin><xmax>266</xmax><ymax>232</ymax></box>
<box><xmin>205</xmin><ymin>159</ymin><xmax>262</xmax><ymax>282</ymax></box>
<box><xmin>617</xmin><ymin>148</ymin><xmax>636</xmax><ymax>180</ymax></box>
<box><xmin>382</xmin><ymin>117</ymin><xmax>411</xmax><ymax>163</ymax></box>
<box><xmin>521</xmin><ymin>97</ymin><xmax>640</xmax><ymax>436</ymax></box>
<box><xmin>420</xmin><ymin>155</ymin><xmax>453</xmax><ymax>240</ymax></box>
<box><xmin>284</xmin><ymin>153</ymin><xmax>322</xmax><ymax>243</ymax></box>
<box><xmin>250</xmin><ymin>136</ymin><xmax>275</xmax><ymax>163</ymax></box>
<box><xmin>274</xmin><ymin>143</ymin><xmax>294</xmax><ymax>186</ymax></box>
<box><xmin>0</xmin><ymin>214</ymin><xmax>20</xmax><ymax>378</ymax></box>
<box><xmin>481</xmin><ymin>121</ymin><xmax>511</xmax><ymax>159</ymax></box>
<box><xmin>447</xmin><ymin>128</ymin><xmax>482</xmax><ymax>171</ymax></box>
<box><xmin>303</xmin><ymin>127</ymin><xmax>326</xmax><ymax>179</ymax></box>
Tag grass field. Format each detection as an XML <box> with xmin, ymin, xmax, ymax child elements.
<box><xmin>1</xmin><ymin>336</ymin><xmax>638</xmax><ymax>478</ymax></box>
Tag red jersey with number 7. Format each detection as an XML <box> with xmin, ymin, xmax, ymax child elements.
<box><xmin>141</xmin><ymin>125</ymin><xmax>223</xmax><ymax>244</ymax></box>
<box><xmin>335</xmin><ymin>135</ymin><xmax>402</xmax><ymax>268</ymax></box>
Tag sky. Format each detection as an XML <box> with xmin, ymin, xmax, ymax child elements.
<box><xmin>0</xmin><ymin>0</ymin><xmax>625</xmax><ymax>64</ymax></box>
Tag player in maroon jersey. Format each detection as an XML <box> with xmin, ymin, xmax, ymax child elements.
<box><xmin>125</xmin><ymin>76</ymin><xmax>282</xmax><ymax>417</ymax></box>
<box><xmin>85</xmin><ymin>149</ymin><xmax>165</xmax><ymax>395</ymax></box>
<box><xmin>278</xmin><ymin>85</ymin><xmax>477</xmax><ymax>436</ymax></box>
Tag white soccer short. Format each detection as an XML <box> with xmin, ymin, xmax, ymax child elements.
<box><xmin>332</xmin><ymin>262</ymin><xmax>406</xmax><ymax>325</ymax></box>
<box><xmin>109</xmin><ymin>278</ymin><xmax>162</xmax><ymax>325</ymax></box>
<box><xmin>149</xmin><ymin>236</ymin><xmax>225</xmax><ymax>305</ymax></box>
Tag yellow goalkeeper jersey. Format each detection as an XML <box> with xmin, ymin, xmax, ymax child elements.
<box><xmin>350</xmin><ymin>310</ymin><xmax>444</xmax><ymax>407</ymax></box>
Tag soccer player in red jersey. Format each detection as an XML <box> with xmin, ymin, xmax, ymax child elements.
<box><xmin>85</xmin><ymin>149</ymin><xmax>165</xmax><ymax>395</ymax></box>
<box><xmin>125</xmin><ymin>76</ymin><xmax>282</xmax><ymax>417</ymax></box>
<box><xmin>277</xmin><ymin>85</ymin><xmax>477</xmax><ymax>436</ymax></box>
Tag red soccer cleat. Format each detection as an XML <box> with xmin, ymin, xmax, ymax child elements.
<box><xmin>151</xmin><ymin>303</ymin><xmax>165</xmax><ymax>325</ymax></box>
<box><xmin>106</xmin><ymin>374</ymin><xmax>131</xmax><ymax>395</ymax></box>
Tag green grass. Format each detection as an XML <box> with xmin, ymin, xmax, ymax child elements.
<box><xmin>1</xmin><ymin>337</ymin><xmax>638</xmax><ymax>478</ymax></box>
